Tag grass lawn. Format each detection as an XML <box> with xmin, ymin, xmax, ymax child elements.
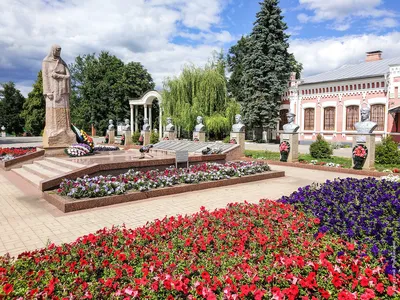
<box><xmin>244</xmin><ymin>150</ymin><xmax>400</xmax><ymax>172</ymax></box>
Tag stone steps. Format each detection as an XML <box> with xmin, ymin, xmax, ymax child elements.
<box><xmin>10</xmin><ymin>157</ymin><xmax>84</xmax><ymax>188</ymax></box>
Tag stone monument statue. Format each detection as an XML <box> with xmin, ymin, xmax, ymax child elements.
<box><xmin>232</xmin><ymin>114</ymin><xmax>245</xmax><ymax>132</ymax></box>
<box><xmin>123</xmin><ymin>119</ymin><xmax>130</xmax><ymax>131</ymax></box>
<box><xmin>108</xmin><ymin>120</ymin><xmax>115</xmax><ymax>131</ymax></box>
<box><xmin>42</xmin><ymin>44</ymin><xmax>76</xmax><ymax>148</ymax></box>
<box><xmin>142</xmin><ymin>118</ymin><xmax>150</xmax><ymax>131</ymax></box>
<box><xmin>165</xmin><ymin>117</ymin><xmax>175</xmax><ymax>132</ymax></box>
<box><xmin>283</xmin><ymin>113</ymin><xmax>300</xmax><ymax>133</ymax></box>
<box><xmin>355</xmin><ymin>108</ymin><xmax>377</xmax><ymax>134</ymax></box>
<box><xmin>194</xmin><ymin>116</ymin><xmax>205</xmax><ymax>132</ymax></box>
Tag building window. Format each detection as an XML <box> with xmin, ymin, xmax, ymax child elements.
<box><xmin>330</xmin><ymin>87</ymin><xmax>332</xmax><ymax>92</ymax></box>
<box><xmin>334</xmin><ymin>87</ymin><xmax>336</xmax><ymax>92</ymax></box>
<box><xmin>358</xmin><ymin>84</ymin><xmax>361</xmax><ymax>89</ymax></box>
<box><xmin>323</xmin><ymin>88</ymin><xmax>325</xmax><ymax>93</ymax></box>
<box><xmin>363</xmin><ymin>83</ymin><xmax>366</xmax><ymax>89</ymax></box>
<box><xmin>346</xmin><ymin>105</ymin><xmax>359</xmax><ymax>131</ymax></box>
<box><xmin>381</xmin><ymin>82</ymin><xmax>385</xmax><ymax>88</ymax></box>
<box><xmin>304</xmin><ymin>108</ymin><xmax>315</xmax><ymax>130</ymax></box>
<box><xmin>279</xmin><ymin>109</ymin><xmax>289</xmax><ymax>130</ymax></box>
<box><xmin>367</xmin><ymin>83</ymin><xmax>370</xmax><ymax>89</ymax></box>
<box><xmin>371</xmin><ymin>104</ymin><xmax>385</xmax><ymax>131</ymax></box>
<box><xmin>324</xmin><ymin>107</ymin><xmax>335</xmax><ymax>131</ymax></box>
<box><xmin>372</xmin><ymin>83</ymin><xmax>375</xmax><ymax>88</ymax></box>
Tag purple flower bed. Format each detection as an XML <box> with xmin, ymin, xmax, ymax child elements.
<box><xmin>279</xmin><ymin>177</ymin><xmax>400</xmax><ymax>275</ymax></box>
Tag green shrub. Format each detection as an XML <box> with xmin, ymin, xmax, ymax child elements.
<box><xmin>132</xmin><ymin>132</ymin><xmax>141</xmax><ymax>144</ymax></box>
<box><xmin>309</xmin><ymin>134</ymin><xmax>333</xmax><ymax>159</ymax></box>
<box><xmin>223</xmin><ymin>136</ymin><xmax>230</xmax><ymax>143</ymax></box>
<box><xmin>150</xmin><ymin>131</ymin><xmax>159</xmax><ymax>144</ymax></box>
<box><xmin>375</xmin><ymin>136</ymin><xmax>400</xmax><ymax>165</ymax></box>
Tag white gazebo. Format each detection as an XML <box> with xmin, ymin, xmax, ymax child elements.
<box><xmin>129</xmin><ymin>90</ymin><xmax>163</xmax><ymax>139</ymax></box>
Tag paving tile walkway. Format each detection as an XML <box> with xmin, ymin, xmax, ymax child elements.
<box><xmin>0</xmin><ymin>165</ymin><xmax>366</xmax><ymax>258</ymax></box>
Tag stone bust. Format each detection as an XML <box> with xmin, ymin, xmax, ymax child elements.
<box><xmin>355</xmin><ymin>108</ymin><xmax>377</xmax><ymax>134</ymax></box>
<box><xmin>194</xmin><ymin>116</ymin><xmax>205</xmax><ymax>132</ymax></box>
<box><xmin>283</xmin><ymin>113</ymin><xmax>300</xmax><ymax>133</ymax></box>
<box><xmin>142</xmin><ymin>118</ymin><xmax>150</xmax><ymax>131</ymax></box>
<box><xmin>232</xmin><ymin>114</ymin><xmax>245</xmax><ymax>132</ymax></box>
<box><xmin>108</xmin><ymin>120</ymin><xmax>115</xmax><ymax>131</ymax></box>
<box><xmin>1</xmin><ymin>126</ymin><xmax>5</xmax><ymax>131</ymax></box>
<box><xmin>165</xmin><ymin>117</ymin><xmax>175</xmax><ymax>132</ymax></box>
<box><xmin>123</xmin><ymin>118</ymin><xmax>130</xmax><ymax>131</ymax></box>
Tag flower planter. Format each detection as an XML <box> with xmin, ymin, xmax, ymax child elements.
<box><xmin>280</xmin><ymin>151</ymin><xmax>288</xmax><ymax>162</ymax></box>
<box><xmin>353</xmin><ymin>156</ymin><xmax>365</xmax><ymax>170</ymax></box>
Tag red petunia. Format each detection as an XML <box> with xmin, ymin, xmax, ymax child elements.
<box><xmin>3</xmin><ymin>283</ymin><xmax>13</xmax><ymax>295</ymax></box>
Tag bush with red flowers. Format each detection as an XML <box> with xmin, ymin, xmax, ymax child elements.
<box><xmin>0</xmin><ymin>147</ymin><xmax>36</xmax><ymax>162</ymax></box>
<box><xmin>0</xmin><ymin>201</ymin><xmax>398</xmax><ymax>299</ymax></box>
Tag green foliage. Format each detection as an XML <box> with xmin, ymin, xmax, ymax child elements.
<box><xmin>20</xmin><ymin>71</ymin><xmax>45</xmax><ymax>135</ymax></box>
<box><xmin>0</xmin><ymin>82</ymin><xmax>25</xmax><ymax>135</ymax></box>
<box><xmin>150</xmin><ymin>131</ymin><xmax>159</xmax><ymax>144</ymax></box>
<box><xmin>132</xmin><ymin>132</ymin><xmax>141</xmax><ymax>144</ymax></box>
<box><xmin>69</xmin><ymin>52</ymin><xmax>154</xmax><ymax>134</ymax></box>
<box><xmin>309</xmin><ymin>134</ymin><xmax>333</xmax><ymax>159</ymax></box>
<box><xmin>240</xmin><ymin>0</ymin><xmax>296</xmax><ymax>129</ymax></box>
<box><xmin>162</xmin><ymin>60</ymin><xmax>240</xmax><ymax>138</ymax></box>
<box><xmin>375</xmin><ymin>136</ymin><xmax>400</xmax><ymax>165</ymax></box>
<box><xmin>227</xmin><ymin>35</ymin><xmax>249</xmax><ymax>102</ymax></box>
<box><xmin>289</xmin><ymin>53</ymin><xmax>303</xmax><ymax>79</ymax></box>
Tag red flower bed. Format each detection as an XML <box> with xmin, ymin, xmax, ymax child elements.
<box><xmin>0</xmin><ymin>147</ymin><xmax>36</xmax><ymax>157</ymax></box>
<box><xmin>1</xmin><ymin>201</ymin><xmax>398</xmax><ymax>299</ymax></box>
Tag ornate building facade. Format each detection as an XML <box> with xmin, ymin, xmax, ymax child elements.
<box><xmin>279</xmin><ymin>51</ymin><xmax>400</xmax><ymax>142</ymax></box>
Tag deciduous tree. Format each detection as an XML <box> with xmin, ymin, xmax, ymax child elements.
<box><xmin>20</xmin><ymin>71</ymin><xmax>45</xmax><ymax>136</ymax></box>
<box><xmin>0</xmin><ymin>82</ymin><xmax>25</xmax><ymax>135</ymax></box>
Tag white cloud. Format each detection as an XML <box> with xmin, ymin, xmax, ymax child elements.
<box><xmin>289</xmin><ymin>32</ymin><xmax>400</xmax><ymax>78</ymax></box>
<box><xmin>0</xmin><ymin>0</ymin><xmax>230</xmax><ymax>95</ymax></box>
<box><xmin>297</xmin><ymin>0</ymin><xmax>397</xmax><ymax>31</ymax></box>
<box><xmin>369</xmin><ymin>17</ymin><xmax>399</xmax><ymax>30</ymax></box>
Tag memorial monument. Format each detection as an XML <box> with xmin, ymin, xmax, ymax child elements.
<box><xmin>42</xmin><ymin>44</ymin><xmax>76</xmax><ymax>152</ymax></box>
<box><xmin>1</xmin><ymin>126</ymin><xmax>5</xmax><ymax>138</ymax></box>
<box><xmin>107</xmin><ymin>120</ymin><xmax>115</xmax><ymax>144</ymax></box>
<box><xmin>230</xmin><ymin>114</ymin><xmax>245</xmax><ymax>155</ymax></box>
<box><xmin>193</xmin><ymin>116</ymin><xmax>206</xmax><ymax>142</ymax></box>
<box><xmin>142</xmin><ymin>118</ymin><xmax>151</xmax><ymax>145</ymax></box>
<box><xmin>352</xmin><ymin>107</ymin><xmax>377</xmax><ymax>170</ymax></box>
<box><xmin>164</xmin><ymin>117</ymin><xmax>176</xmax><ymax>140</ymax></box>
<box><xmin>280</xmin><ymin>112</ymin><xmax>299</xmax><ymax>162</ymax></box>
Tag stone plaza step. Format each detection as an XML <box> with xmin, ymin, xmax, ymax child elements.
<box><xmin>33</xmin><ymin>160</ymin><xmax>74</xmax><ymax>174</ymax></box>
<box><xmin>43</xmin><ymin>157</ymin><xmax>84</xmax><ymax>169</ymax></box>
<box><xmin>12</xmin><ymin>168</ymin><xmax>44</xmax><ymax>187</ymax></box>
<box><xmin>22</xmin><ymin>164</ymin><xmax>62</xmax><ymax>178</ymax></box>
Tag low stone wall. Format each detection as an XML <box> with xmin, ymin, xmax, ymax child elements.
<box><xmin>243</xmin><ymin>158</ymin><xmax>389</xmax><ymax>177</ymax></box>
<box><xmin>43</xmin><ymin>170</ymin><xmax>285</xmax><ymax>213</ymax></box>
<box><xmin>0</xmin><ymin>149</ymin><xmax>45</xmax><ymax>170</ymax></box>
<box><xmin>40</xmin><ymin>154</ymin><xmax>227</xmax><ymax>191</ymax></box>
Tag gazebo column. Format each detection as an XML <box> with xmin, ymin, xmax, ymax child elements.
<box><xmin>149</xmin><ymin>106</ymin><xmax>152</xmax><ymax>130</ymax></box>
<box><xmin>130</xmin><ymin>104</ymin><xmax>134</xmax><ymax>132</ymax></box>
<box><xmin>144</xmin><ymin>104</ymin><xmax>148</xmax><ymax>119</ymax></box>
<box><xmin>159</xmin><ymin>107</ymin><xmax>163</xmax><ymax>139</ymax></box>
<box><xmin>134</xmin><ymin>106</ymin><xmax>138</xmax><ymax>132</ymax></box>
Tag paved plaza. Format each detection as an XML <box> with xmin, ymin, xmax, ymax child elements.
<box><xmin>0</xmin><ymin>164</ymin><xmax>365</xmax><ymax>258</ymax></box>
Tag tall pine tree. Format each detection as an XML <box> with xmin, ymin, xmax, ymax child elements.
<box><xmin>241</xmin><ymin>0</ymin><xmax>292</xmax><ymax>130</ymax></box>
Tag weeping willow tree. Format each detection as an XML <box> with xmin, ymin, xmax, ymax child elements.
<box><xmin>162</xmin><ymin>62</ymin><xmax>240</xmax><ymax>139</ymax></box>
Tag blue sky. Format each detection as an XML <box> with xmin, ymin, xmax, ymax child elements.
<box><xmin>0</xmin><ymin>0</ymin><xmax>400</xmax><ymax>95</ymax></box>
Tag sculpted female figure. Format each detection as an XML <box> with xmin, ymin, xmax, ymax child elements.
<box><xmin>42</xmin><ymin>44</ymin><xmax>76</xmax><ymax>148</ymax></box>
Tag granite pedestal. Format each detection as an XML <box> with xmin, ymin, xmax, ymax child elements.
<box><xmin>142</xmin><ymin>130</ymin><xmax>151</xmax><ymax>146</ymax></box>
<box><xmin>123</xmin><ymin>130</ymin><xmax>132</xmax><ymax>146</ymax></box>
<box><xmin>193</xmin><ymin>131</ymin><xmax>206</xmax><ymax>142</ymax></box>
<box><xmin>281</xmin><ymin>133</ymin><xmax>299</xmax><ymax>162</ymax></box>
<box><xmin>352</xmin><ymin>134</ymin><xmax>375</xmax><ymax>170</ymax></box>
<box><xmin>107</xmin><ymin>130</ymin><xmax>115</xmax><ymax>144</ymax></box>
<box><xmin>164</xmin><ymin>131</ymin><xmax>176</xmax><ymax>140</ymax></box>
<box><xmin>230</xmin><ymin>132</ymin><xmax>245</xmax><ymax>156</ymax></box>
